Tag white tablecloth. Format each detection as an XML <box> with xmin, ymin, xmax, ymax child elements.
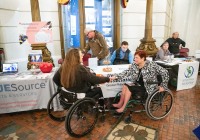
<box><xmin>91</xmin><ymin>64</ymin><xmax>130</xmax><ymax>98</ymax></box>
<box><xmin>156</xmin><ymin>58</ymin><xmax>199</xmax><ymax>91</ymax></box>
<box><xmin>0</xmin><ymin>68</ymin><xmax>58</xmax><ymax>114</ymax></box>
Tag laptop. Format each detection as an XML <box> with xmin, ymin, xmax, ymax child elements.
<box><xmin>0</xmin><ymin>63</ymin><xmax>18</xmax><ymax>76</ymax></box>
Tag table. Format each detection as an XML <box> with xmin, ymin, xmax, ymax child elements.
<box><xmin>155</xmin><ymin>58</ymin><xmax>199</xmax><ymax>91</ymax></box>
<box><xmin>91</xmin><ymin>64</ymin><xmax>131</xmax><ymax>98</ymax></box>
<box><xmin>0</xmin><ymin>68</ymin><xmax>58</xmax><ymax>114</ymax></box>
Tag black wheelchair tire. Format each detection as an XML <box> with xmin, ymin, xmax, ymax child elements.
<box><xmin>47</xmin><ymin>91</ymin><xmax>67</xmax><ymax>122</ymax></box>
<box><xmin>145</xmin><ymin>89</ymin><xmax>173</xmax><ymax>120</ymax></box>
<box><xmin>65</xmin><ymin>97</ymin><xmax>99</xmax><ymax>137</ymax></box>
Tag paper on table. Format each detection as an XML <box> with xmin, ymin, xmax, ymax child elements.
<box><xmin>35</xmin><ymin>73</ymin><xmax>52</xmax><ymax>79</ymax></box>
<box><xmin>16</xmin><ymin>75</ymin><xmax>33</xmax><ymax>80</ymax></box>
<box><xmin>89</xmin><ymin>57</ymin><xmax>98</xmax><ymax>68</ymax></box>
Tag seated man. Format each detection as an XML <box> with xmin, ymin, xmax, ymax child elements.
<box><xmin>110</xmin><ymin>41</ymin><xmax>133</xmax><ymax>65</ymax></box>
<box><xmin>165</xmin><ymin>32</ymin><xmax>186</xmax><ymax>56</ymax></box>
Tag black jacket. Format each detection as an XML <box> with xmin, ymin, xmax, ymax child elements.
<box><xmin>113</xmin><ymin>48</ymin><xmax>130</xmax><ymax>65</ymax></box>
<box><xmin>166</xmin><ymin>38</ymin><xmax>186</xmax><ymax>54</ymax></box>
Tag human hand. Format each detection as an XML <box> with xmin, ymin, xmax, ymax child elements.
<box><xmin>109</xmin><ymin>76</ymin><xmax>116</xmax><ymax>82</ymax></box>
<box><xmin>158</xmin><ymin>86</ymin><xmax>165</xmax><ymax>92</ymax></box>
<box><xmin>179</xmin><ymin>44</ymin><xmax>182</xmax><ymax>49</ymax></box>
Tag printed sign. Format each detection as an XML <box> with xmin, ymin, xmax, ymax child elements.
<box><xmin>177</xmin><ymin>61</ymin><xmax>199</xmax><ymax>90</ymax></box>
<box><xmin>19</xmin><ymin>21</ymin><xmax>52</xmax><ymax>45</ymax></box>
<box><xmin>0</xmin><ymin>79</ymin><xmax>51</xmax><ymax>114</ymax></box>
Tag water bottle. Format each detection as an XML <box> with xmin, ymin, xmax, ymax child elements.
<box><xmin>168</xmin><ymin>54</ymin><xmax>172</xmax><ymax>62</ymax></box>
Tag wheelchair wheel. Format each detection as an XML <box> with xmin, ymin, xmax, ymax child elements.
<box><xmin>47</xmin><ymin>91</ymin><xmax>70</xmax><ymax>122</ymax></box>
<box><xmin>145</xmin><ymin>89</ymin><xmax>173</xmax><ymax>120</ymax></box>
<box><xmin>65</xmin><ymin>97</ymin><xmax>99</xmax><ymax>137</ymax></box>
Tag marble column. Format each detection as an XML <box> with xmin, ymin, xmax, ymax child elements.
<box><xmin>137</xmin><ymin>0</ymin><xmax>158</xmax><ymax>56</ymax></box>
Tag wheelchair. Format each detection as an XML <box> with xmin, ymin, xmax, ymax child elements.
<box><xmin>47</xmin><ymin>81</ymin><xmax>173</xmax><ymax>137</ymax></box>
<box><xmin>47</xmin><ymin>87</ymin><xmax>105</xmax><ymax>138</ymax></box>
<box><xmin>47</xmin><ymin>87</ymin><xmax>76</xmax><ymax>122</ymax></box>
<box><xmin>113</xmin><ymin>82</ymin><xmax>174</xmax><ymax>124</ymax></box>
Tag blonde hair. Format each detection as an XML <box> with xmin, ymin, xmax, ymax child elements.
<box><xmin>60</xmin><ymin>48</ymin><xmax>81</xmax><ymax>88</ymax></box>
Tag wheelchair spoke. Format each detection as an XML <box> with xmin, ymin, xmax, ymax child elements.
<box><xmin>146</xmin><ymin>90</ymin><xmax>173</xmax><ymax>120</ymax></box>
<box><xmin>65</xmin><ymin>98</ymin><xmax>99</xmax><ymax>137</ymax></box>
<box><xmin>47</xmin><ymin>91</ymin><xmax>69</xmax><ymax>122</ymax></box>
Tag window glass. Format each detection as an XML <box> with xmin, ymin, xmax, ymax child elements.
<box><xmin>84</xmin><ymin>0</ymin><xmax>114</xmax><ymax>48</ymax></box>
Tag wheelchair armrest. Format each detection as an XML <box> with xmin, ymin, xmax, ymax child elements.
<box><xmin>60</xmin><ymin>87</ymin><xmax>78</xmax><ymax>103</ymax></box>
<box><xmin>61</xmin><ymin>87</ymin><xmax>76</xmax><ymax>94</ymax></box>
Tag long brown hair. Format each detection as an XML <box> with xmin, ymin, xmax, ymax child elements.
<box><xmin>60</xmin><ymin>48</ymin><xmax>81</xmax><ymax>88</ymax></box>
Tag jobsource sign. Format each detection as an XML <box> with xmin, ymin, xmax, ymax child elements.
<box><xmin>0</xmin><ymin>82</ymin><xmax>46</xmax><ymax>92</ymax></box>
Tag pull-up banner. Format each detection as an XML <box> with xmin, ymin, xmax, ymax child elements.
<box><xmin>177</xmin><ymin>61</ymin><xmax>199</xmax><ymax>91</ymax></box>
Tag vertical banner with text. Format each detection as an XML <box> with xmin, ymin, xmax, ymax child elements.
<box><xmin>177</xmin><ymin>61</ymin><xmax>199</xmax><ymax>90</ymax></box>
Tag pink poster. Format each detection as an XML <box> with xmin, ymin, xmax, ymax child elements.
<box><xmin>19</xmin><ymin>21</ymin><xmax>52</xmax><ymax>45</ymax></box>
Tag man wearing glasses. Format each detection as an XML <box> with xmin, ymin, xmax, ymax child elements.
<box><xmin>83</xmin><ymin>28</ymin><xmax>109</xmax><ymax>65</ymax></box>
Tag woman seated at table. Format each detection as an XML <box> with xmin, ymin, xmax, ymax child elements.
<box><xmin>53</xmin><ymin>48</ymin><xmax>111</xmax><ymax>100</ymax></box>
<box><xmin>110</xmin><ymin>50</ymin><xmax>169</xmax><ymax>114</ymax></box>
<box><xmin>155</xmin><ymin>41</ymin><xmax>171</xmax><ymax>61</ymax></box>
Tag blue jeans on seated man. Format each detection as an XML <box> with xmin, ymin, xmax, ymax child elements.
<box><xmin>98</xmin><ymin>53</ymin><xmax>111</xmax><ymax>66</ymax></box>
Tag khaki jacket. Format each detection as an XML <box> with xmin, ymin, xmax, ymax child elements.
<box><xmin>84</xmin><ymin>31</ymin><xmax>109</xmax><ymax>59</ymax></box>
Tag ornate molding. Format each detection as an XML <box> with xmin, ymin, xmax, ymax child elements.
<box><xmin>137</xmin><ymin>40</ymin><xmax>158</xmax><ymax>57</ymax></box>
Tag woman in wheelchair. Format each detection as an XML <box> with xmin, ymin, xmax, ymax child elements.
<box><xmin>53</xmin><ymin>48</ymin><xmax>111</xmax><ymax>102</ymax></box>
<box><xmin>110</xmin><ymin>50</ymin><xmax>169</xmax><ymax>114</ymax></box>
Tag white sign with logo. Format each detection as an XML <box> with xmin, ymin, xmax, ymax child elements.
<box><xmin>101</xmin><ymin>82</ymin><xmax>129</xmax><ymax>98</ymax></box>
<box><xmin>177</xmin><ymin>61</ymin><xmax>199</xmax><ymax>91</ymax></box>
<box><xmin>0</xmin><ymin>68</ymin><xmax>57</xmax><ymax>114</ymax></box>
<box><xmin>93</xmin><ymin>64</ymin><xmax>131</xmax><ymax>98</ymax></box>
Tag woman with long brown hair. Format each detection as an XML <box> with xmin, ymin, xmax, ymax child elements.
<box><xmin>53</xmin><ymin>48</ymin><xmax>110</xmax><ymax>98</ymax></box>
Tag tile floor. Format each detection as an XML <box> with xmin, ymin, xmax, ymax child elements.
<box><xmin>0</xmin><ymin>77</ymin><xmax>200</xmax><ymax>140</ymax></box>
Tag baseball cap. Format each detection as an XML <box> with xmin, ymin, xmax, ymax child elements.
<box><xmin>84</xmin><ymin>28</ymin><xmax>94</xmax><ymax>35</ymax></box>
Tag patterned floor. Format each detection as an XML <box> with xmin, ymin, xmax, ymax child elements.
<box><xmin>0</xmin><ymin>76</ymin><xmax>200</xmax><ymax>140</ymax></box>
<box><xmin>105</xmin><ymin>121</ymin><xmax>158</xmax><ymax>140</ymax></box>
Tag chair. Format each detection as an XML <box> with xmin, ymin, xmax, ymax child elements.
<box><xmin>58</xmin><ymin>58</ymin><xmax>63</xmax><ymax>64</ymax></box>
<box><xmin>195</xmin><ymin>50</ymin><xmax>200</xmax><ymax>74</ymax></box>
<box><xmin>57</xmin><ymin>53</ymin><xmax>91</xmax><ymax>66</ymax></box>
<box><xmin>82</xmin><ymin>53</ymin><xmax>91</xmax><ymax>66</ymax></box>
<box><xmin>179</xmin><ymin>48</ymin><xmax>189</xmax><ymax>57</ymax></box>
<box><xmin>108</xmin><ymin>47</ymin><xmax>114</xmax><ymax>56</ymax></box>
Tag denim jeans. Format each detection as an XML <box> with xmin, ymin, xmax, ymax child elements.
<box><xmin>98</xmin><ymin>53</ymin><xmax>110</xmax><ymax>66</ymax></box>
